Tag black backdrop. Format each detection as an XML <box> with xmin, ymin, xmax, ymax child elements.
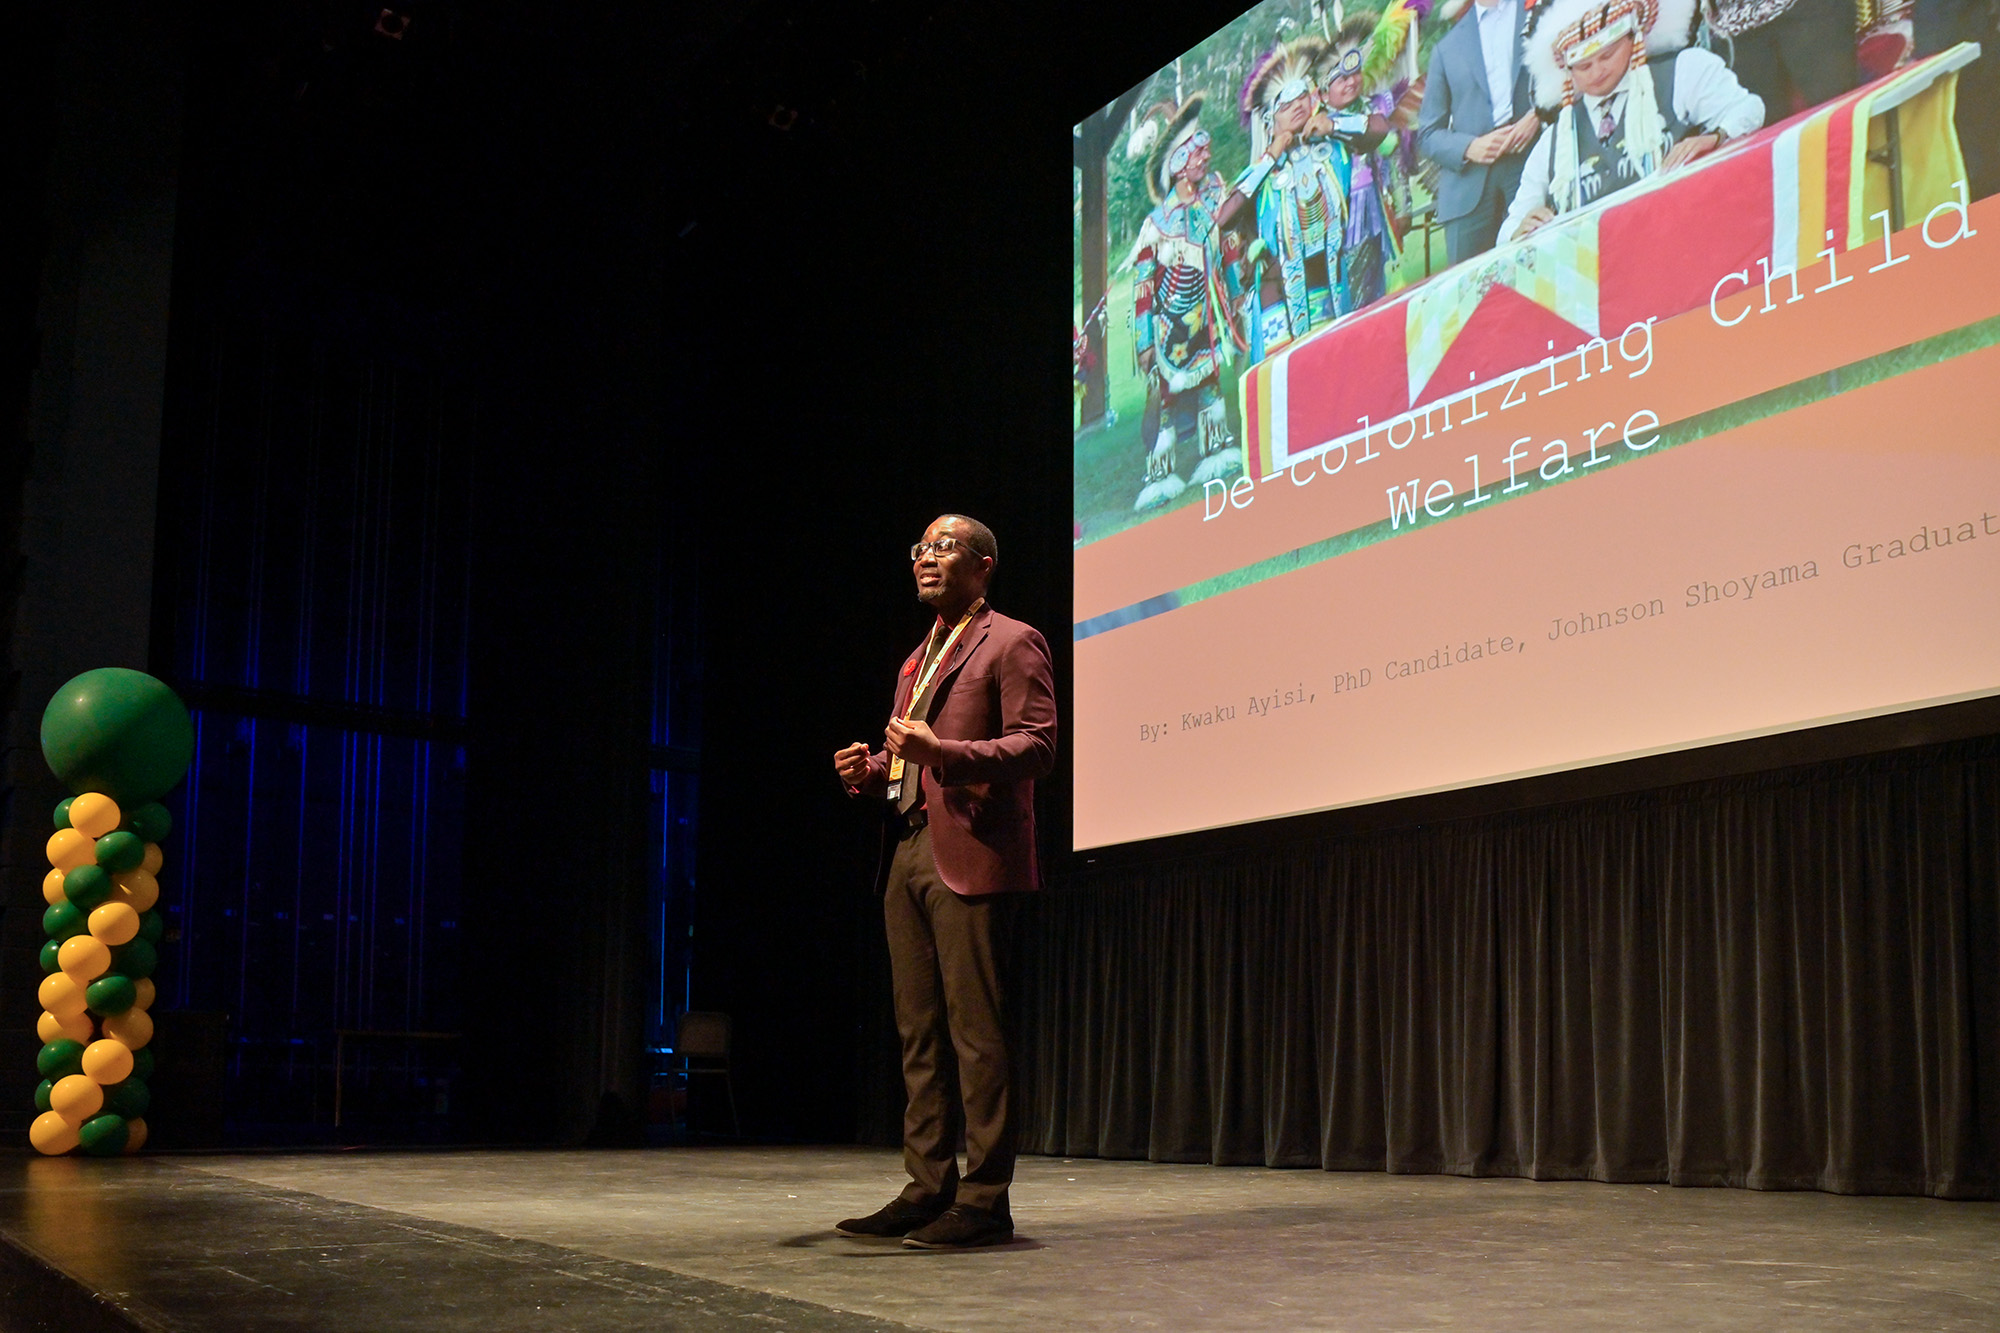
<box><xmin>685</xmin><ymin>0</ymin><xmax>2000</xmax><ymax>1205</ymax></box>
<box><xmin>8</xmin><ymin>0</ymin><xmax>1997</xmax><ymax>1187</ymax></box>
<box><xmin>681</xmin><ymin>0</ymin><xmax>1298</xmax><ymax>1148</ymax></box>
<box><xmin>690</xmin><ymin>0</ymin><xmax>2000</xmax><ymax>1198</ymax></box>
<box><xmin>565</xmin><ymin>0</ymin><xmax>2000</xmax><ymax>1193</ymax></box>
<box><xmin>1016</xmin><ymin>738</ymin><xmax>2000</xmax><ymax>1197</ymax></box>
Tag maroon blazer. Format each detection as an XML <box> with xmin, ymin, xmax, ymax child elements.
<box><xmin>854</xmin><ymin>605</ymin><xmax>1057</xmax><ymax>895</ymax></box>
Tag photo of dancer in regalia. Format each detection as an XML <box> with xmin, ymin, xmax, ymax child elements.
<box><xmin>1229</xmin><ymin>37</ymin><xmax>1358</xmax><ymax>361</ymax></box>
<box><xmin>1130</xmin><ymin>95</ymin><xmax>1248</xmax><ymax>510</ymax></box>
<box><xmin>1313</xmin><ymin>11</ymin><xmax>1415</xmax><ymax>313</ymax></box>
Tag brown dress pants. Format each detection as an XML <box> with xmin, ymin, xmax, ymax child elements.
<box><xmin>884</xmin><ymin>823</ymin><xmax>1017</xmax><ymax>1216</ymax></box>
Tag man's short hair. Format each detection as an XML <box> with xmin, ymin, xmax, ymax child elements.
<box><xmin>940</xmin><ymin>514</ymin><xmax>998</xmax><ymax>566</ymax></box>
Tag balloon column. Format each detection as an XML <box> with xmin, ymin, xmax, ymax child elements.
<box><xmin>29</xmin><ymin>669</ymin><xmax>193</xmax><ymax>1157</ymax></box>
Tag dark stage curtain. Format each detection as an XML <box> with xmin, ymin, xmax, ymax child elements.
<box><xmin>1015</xmin><ymin>737</ymin><xmax>2000</xmax><ymax>1198</ymax></box>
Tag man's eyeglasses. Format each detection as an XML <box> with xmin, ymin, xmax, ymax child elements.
<box><xmin>911</xmin><ymin>537</ymin><xmax>980</xmax><ymax>561</ymax></box>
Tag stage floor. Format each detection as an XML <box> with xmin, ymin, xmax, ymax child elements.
<box><xmin>3</xmin><ymin>1145</ymin><xmax>1997</xmax><ymax>1331</ymax></box>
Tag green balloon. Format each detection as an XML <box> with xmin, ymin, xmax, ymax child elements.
<box><xmin>78</xmin><ymin>1114</ymin><xmax>129</xmax><ymax>1157</ymax></box>
<box><xmin>86</xmin><ymin>974</ymin><xmax>137</xmax><ymax>1016</ymax></box>
<box><xmin>40</xmin><ymin>938</ymin><xmax>62</xmax><ymax>974</ymax></box>
<box><xmin>63</xmin><ymin>864</ymin><xmax>114</xmax><ymax>911</ymax></box>
<box><xmin>35</xmin><ymin>1079</ymin><xmax>55</xmax><ymax>1114</ymax></box>
<box><xmin>43</xmin><ymin>900</ymin><xmax>87</xmax><ymax>941</ymax></box>
<box><xmin>95</xmin><ymin>830</ymin><xmax>145</xmax><ymax>873</ymax></box>
<box><xmin>132</xmin><ymin>1047</ymin><xmax>155</xmax><ymax>1081</ymax></box>
<box><xmin>54</xmin><ymin>797</ymin><xmax>74</xmax><ymax>830</ymax></box>
<box><xmin>38</xmin><ymin>1039</ymin><xmax>85</xmax><ymax>1081</ymax></box>
<box><xmin>139</xmin><ymin>910</ymin><xmax>165</xmax><ymax>944</ymax></box>
<box><xmin>114</xmin><ymin>937</ymin><xmax>158</xmax><ymax>980</ymax></box>
<box><xmin>102</xmin><ymin>1078</ymin><xmax>150</xmax><ymax>1119</ymax></box>
<box><xmin>40</xmin><ymin>668</ymin><xmax>194</xmax><ymax>806</ymax></box>
<box><xmin>125</xmin><ymin>802</ymin><xmax>172</xmax><ymax>842</ymax></box>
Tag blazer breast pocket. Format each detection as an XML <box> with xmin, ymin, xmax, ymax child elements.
<box><xmin>934</xmin><ymin>670</ymin><xmax>996</xmax><ymax>729</ymax></box>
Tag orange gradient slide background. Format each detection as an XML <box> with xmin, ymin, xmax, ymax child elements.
<box><xmin>1074</xmin><ymin>212</ymin><xmax>2000</xmax><ymax>850</ymax></box>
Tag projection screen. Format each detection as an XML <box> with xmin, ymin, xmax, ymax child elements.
<box><xmin>1072</xmin><ymin>0</ymin><xmax>2000</xmax><ymax>849</ymax></box>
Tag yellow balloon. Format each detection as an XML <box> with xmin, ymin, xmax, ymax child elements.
<box><xmin>142</xmin><ymin>842</ymin><xmax>164</xmax><ymax>875</ymax></box>
<box><xmin>38</xmin><ymin>972</ymin><xmax>87</xmax><ymax>1019</ymax></box>
<box><xmin>68</xmin><ymin>793</ymin><xmax>123</xmax><ymax>839</ymax></box>
<box><xmin>58</xmin><ymin>934</ymin><xmax>112</xmax><ymax>985</ymax></box>
<box><xmin>51</xmin><ymin>1074</ymin><xmax>105</xmax><ymax>1126</ymax></box>
<box><xmin>82</xmin><ymin>1038</ymin><xmax>134</xmax><ymax>1085</ymax></box>
<box><xmin>46</xmin><ymin>828</ymin><xmax>95</xmax><ymax>871</ymax></box>
<box><xmin>133</xmin><ymin>978</ymin><xmax>157</xmax><ymax>1012</ymax></box>
<box><xmin>111</xmin><ymin>867</ymin><xmax>159</xmax><ymax>913</ymax></box>
<box><xmin>30</xmin><ymin>1111</ymin><xmax>80</xmax><ymax>1156</ymax></box>
<box><xmin>124</xmin><ymin>1118</ymin><xmax>148</xmax><ymax>1154</ymax></box>
<box><xmin>88</xmin><ymin>901</ymin><xmax>141</xmax><ymax>947</ymax></box>
<box><xmin>105</xmin><ymin>1009</ymin><xmax>154</xmax><ymax>1052</ymax></box>
<box><xmin>38</xmin><ymin>1009</ymin><xmax>94</xmax><ymax>1045</ymax></box>
<box><xmin>43</xmin><ymin>867</ymin><xmax>68</xmax><ymax>907</ymax></box>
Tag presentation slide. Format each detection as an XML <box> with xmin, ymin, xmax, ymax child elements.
<box><xmin>1073</xmin><ymin>0</ymin><xmax>2000</xmax><ymax>849</ymax></box>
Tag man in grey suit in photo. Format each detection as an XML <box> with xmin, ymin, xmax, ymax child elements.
<box><xmin>1417</xmin><ymin>0</ymin><xmax>1542</xmax><ymax>265</ymax></box>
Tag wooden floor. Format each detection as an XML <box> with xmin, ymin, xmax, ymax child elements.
<box><xmin>3</xmin><ymin>1145</ymin><xmax>1998</xmax><ymax>1331</ymax></box>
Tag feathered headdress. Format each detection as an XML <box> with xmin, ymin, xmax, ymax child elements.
<box><xmin>1145</xmin><ymin>95</ymin><xmax>1209</xmax><ymax>204</ymax></box>
<box><xmin>1242</xmin><ymin>38</ymin><xmax>1326</xmax><ymax>161</ymax></box>
<box><xmin>1125</xmin><ymin>98</ymin><xmax>1182</xmax><ymax>161</ymax></box>
<box><xmin>1320</xmin><ymin>0</ymin><xmax>1427</xmax><ymax>100</ymax></box>
<box><xmin>1523</xmin><ymin>0</ymin><xmax>1698</xmax><ymax>214</ymax></box>
<box><xmin>1524</xmin><ymin>0</ymin><xmax>1699</xmax><ymax>112</ymax></box>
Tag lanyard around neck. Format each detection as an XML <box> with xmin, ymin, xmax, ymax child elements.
<box><xmin>902</xmin><ymin>600</ymin><xmax>983</xmax><ymax>721</ymax></box>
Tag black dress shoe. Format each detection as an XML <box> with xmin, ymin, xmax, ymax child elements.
<box><xmin>901</xmin><ymin>1203</ymin><xmax>1014</xmax><ymax>1249</ymax></box>
<box><xmin>834</xmin><ymin>1197</ymin><xmax>948</xmax><ymax>1238</ymax></box>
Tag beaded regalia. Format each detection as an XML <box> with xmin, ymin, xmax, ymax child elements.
<box><xmin>1130</xmin><ymin>96</ymin><xmax>1244</xmax><ymax>502</ymax></box>
<box><xmin>1231</xmin><ymin>39</ymin><xmax>1356</xmax><ymax>360</ymax></box>
<box><xmin>1313</xmin><ymin>10</ymin><xmax>1422</xmax><ymax>313</ymax></box>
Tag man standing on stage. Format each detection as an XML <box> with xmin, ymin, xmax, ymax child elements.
<box><xmin>1418</xmin><ymin>0</ymin><xmax>1543</xmax><ymax>264</ymax></box>
<box><xmin>832</xmin><ymin>514</ymin><xmax>1057</xmax><ymax>1250</ymax></box>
